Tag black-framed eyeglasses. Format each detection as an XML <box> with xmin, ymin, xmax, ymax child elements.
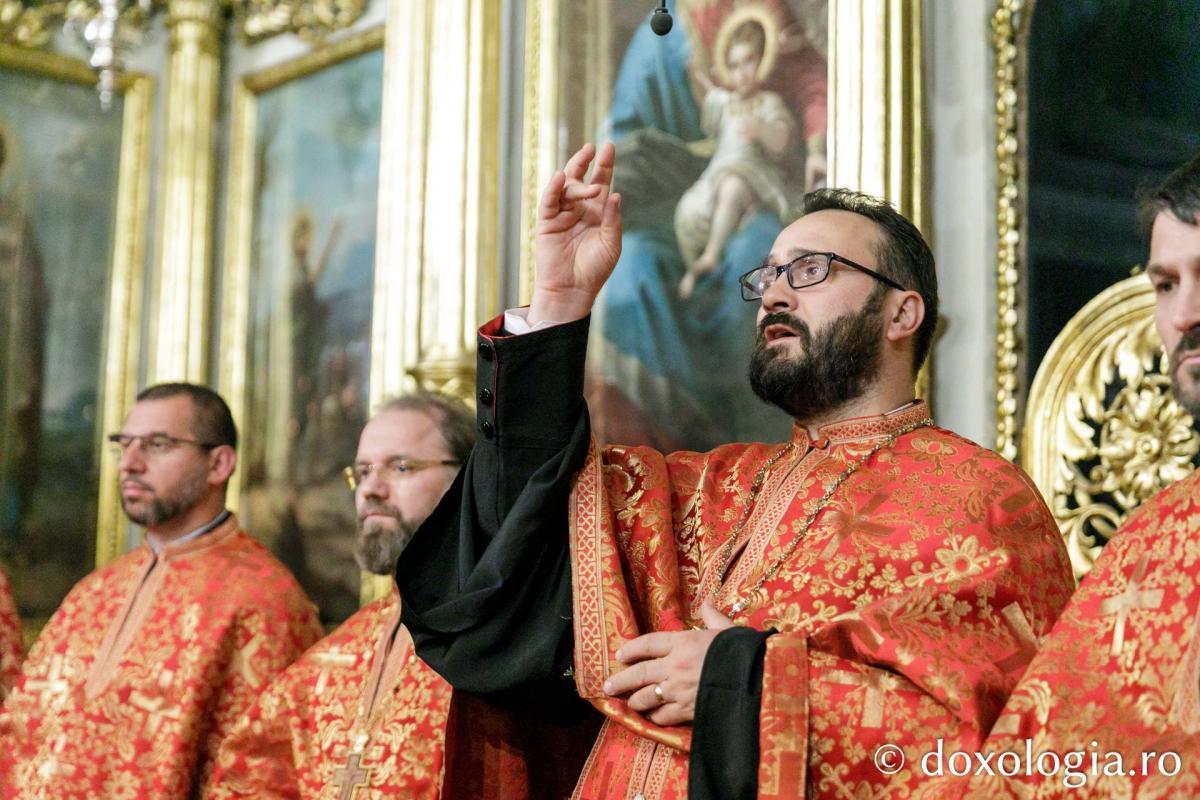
<box><xmin>107</xmin><ymin>433</ymin><xmax>219</xmax><ymax>457</ymax></box>
<box><xmin>738</xmin><ymin>251</ymin><xmax>908</xmax><ymax>301</ymax></box>
<box><xmin>343</xmin><ymin>458</ymin><xmax>462</xmax><ymax>491</ymax></box>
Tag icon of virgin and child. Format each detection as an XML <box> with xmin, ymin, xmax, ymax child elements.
<box><xmin>585</xmin><ymin>0</ymin><xmax>828</xmax><ymax>452</ymax></box>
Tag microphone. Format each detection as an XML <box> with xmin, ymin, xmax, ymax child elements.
<box><xmin>650</xmin><ymin>1</ymin><xmax>673</xmax><ymax>35</ymax></box>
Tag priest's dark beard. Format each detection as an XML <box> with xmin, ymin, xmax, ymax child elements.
<box><xmin>355</xmin><ymin>502</ymin><xmax>417</xmax><ymax>575</ymax></box>
<box><xmin>1169</xmin><ymin>326</ymin><xmax>1200</xmax><ymax>418</ymax></box>
<box><xmin>748</xmin><ymin>289</ymin><xmax>886</xmax><ymax>420</ymax></box>
<box><xmin>120</xmin><ymin>467</ymin><xmax>208</xmax><ymax>527</ymax></box>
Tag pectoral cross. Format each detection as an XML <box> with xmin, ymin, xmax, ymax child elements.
<box><xmin>827</xmin><ymin>668</ymin><xmax>908</xmax><ymax>727</ymax></box>
<box><xmin>26</xmin><ymin>654</ymin><xmax>71</xmax><ymax>706</ymax></box>
<box><xmin>129</xmin><ymin>670</ymin><xmax>182</xmax><ymax>738</ymax></box>
<box><xmin>1099</xmin><ymin>555</ymin><xmax>1164</xmax><ymax>656</ymax></box>
<box><xmin>996</xmin><ymin>602</ymin><xmax>1039</xmax><ymax>674</ymax></box>
<box><xmin>331</xmin><ymin>751</ymin><xmax>371</xmax><ymax>800</ymax></box>
<box><xmin>819</xmin><ymin>490</ymin><xmax>894</xmax><ymax>560</ymax></box>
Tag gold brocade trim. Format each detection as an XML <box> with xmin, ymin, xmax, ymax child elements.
<box><xmin>84</xmin><ymin>518</ymin><xmax>241</xmax><ymax>698</ymax></box>
<box><xmin>758</xmin><ymin>635</ymin><xmax>809</xmax><ymax>799</ymax></box>
<box><xmin>568</xmin><ymin>439</ymin><xmax>689</xmax><ymax>753</ymax></box>
<box><xmin>568</xmin><ymin>439</ymin><xmax>613</xmax><ymax>696</ymax></box>
<box><xmin>701</xmin><ymin>403</ymin><xmax>934</xmax><ymax>618</ymax></box>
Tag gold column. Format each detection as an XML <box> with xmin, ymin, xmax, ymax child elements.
<box><xmin>828</xmin><ymin>0</ymin><xmax>927</xmax><ymax>397</ymax></box>
<box><xmin>828</xmin><ymin>0</ymin><xmax>924</xmax><ymax>228</ymax></box>
<box><xmin>95</xmin><ymin>73</ymin><xmax>155</xmax><ymax>566</ymax></box>
<box><xmin>366</xmin><ymin>0</ymin><xmax>501</xmax><ymax>601</ymax></box>
<box><xmin>147</xmin><ymin>0</ymin><xmax>224</xmax><ymax>383</ymax></box>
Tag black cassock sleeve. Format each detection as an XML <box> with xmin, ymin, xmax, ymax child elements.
<box><xmin>689</xmin><ymin>627</ymin><xmax>776</xmax><ymax>800</ymax></box>
<box><xmin>397</xmin><ymin>312</ymin><xmax>775</xmax><ymax>783</ymax></box>
<box><xmin>395</xmin><ymin>315</ymin><xmax>593</xmax><ymax>721</ymax></box>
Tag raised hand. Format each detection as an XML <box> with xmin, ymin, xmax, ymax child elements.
<box><xmin>530</xmin><ymin>142</ymin><xmax>622</xmax><ymax>326</ymax></box>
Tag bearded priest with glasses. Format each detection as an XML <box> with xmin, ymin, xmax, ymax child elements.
<box><xmin>0</xmin><ymin>383</ymin><xmax>322</xmax><ymax>799</ymax></box>
<box><xmin>394</xmin><ymin>141</ymin><xmax>1077</xmax><ymax>799</ymax></box>
<box><xmin>206</xmin><ymin>392</ymin><xmax>598</xmax><ymax>800</ymax></box>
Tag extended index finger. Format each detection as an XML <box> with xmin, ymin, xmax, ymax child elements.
<box><xmin>615</xmin><ymin>631</ymin><xmax>676</xmax><ymax>664</ymax></box>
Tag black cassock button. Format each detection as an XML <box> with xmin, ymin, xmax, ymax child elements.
<box><xmin>481</xmin><ymin>420</ymin><xmax>495</xmax><ymax>438</ymax></box>
<box><xmin>479</xmin><ymin>341</ymin><xmax>494</xmax><ymax>361</ymax></box>
<box><xmin>478</xmin><ymin>388</ymin><xmax>494</xmax><ymax>406</ymax></box>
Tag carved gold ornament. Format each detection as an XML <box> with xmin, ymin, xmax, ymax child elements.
<box><xmin>234</xmin><ymin>0</ymin><xmax>366</xmax><ymax>43</ymax></box>
<box><xmin>992</xmin><ymin>0</ymin><xmax>1028</xmax><ymax>462</ymax></box>
<box><xmin>1022</xmin><ymin>275</ymin><xmax>1199</xmax><ymax>579</ymax></box>
<box><xmin>2</xmin><ymin>0</ymin><xmax>365</xmax><ymax>104</ymax></box>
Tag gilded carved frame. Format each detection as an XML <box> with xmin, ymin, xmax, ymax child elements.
<box><xmin>991</xmin><ymin>0</ymin><xmax>1028</xmax><ymax>462</ymax></box>
<box><xmin>0</xmin><ymin>45</ymin><xmax>153</xmax><ymax>570</ymax></box>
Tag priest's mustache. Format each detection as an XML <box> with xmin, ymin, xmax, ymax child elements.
<box><xmin>1170</xmin><ymin>326</ymin><xmax>1200</xmax><ymax>372</ymax></box>
<box><xmin>756</xmin><ymin>311</ymin><xmax>812</xmax><ymax>347</ymax></box>
<box><xmin>359</xmin><ymin>501</ymin><xmax>402</xmax><ymax>523</ymax></box>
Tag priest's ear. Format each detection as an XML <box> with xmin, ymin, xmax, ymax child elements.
<box><xmin>883</xmin><ymin>290</ymin><xmax>925</xmax><ymax>348</ymax></box>
<box><xmin>206</xmin><ymin>445</ymin><xmax>238</xmax><ymax>488</ymax></box>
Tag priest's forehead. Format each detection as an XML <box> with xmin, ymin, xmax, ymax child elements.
<box><xmin>768</xmin><ymin>210</ymin><xmax>884</xmax><ymax>267</ymax></box>
<box><xmin>356</xmin><ymin>407</ymin><xmax>451</xmax><ymax>462</ymax></box>
<box><xmin>122</xmin><ymin>395</ymin><xmax>198</xmax><ymax>437</ymax></box>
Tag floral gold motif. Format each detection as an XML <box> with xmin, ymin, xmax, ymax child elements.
<box><xmin>1022</xmin><ymin>275</ymin><xmax>1198</xmax><ymax>578</ymax></box>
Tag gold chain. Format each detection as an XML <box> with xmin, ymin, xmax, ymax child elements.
<box><xmin>714</xmin><ymin>418</ymin><xmax>933</xmax><ymax>617</ymax></box>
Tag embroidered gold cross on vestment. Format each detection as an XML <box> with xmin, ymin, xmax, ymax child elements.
<box><xmin>1099</xmin><ymin>555</ymin><xmax>1164</xmax><ymax>656</ymax></box>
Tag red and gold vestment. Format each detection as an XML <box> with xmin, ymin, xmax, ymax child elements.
<box><xmin>0</xmin><ymin>567</ymin><xmax>23</xmax><ymax>699</ymax></box>
<box><xmin>208</xmin><ymin>589</ymin><xmax>454</xmax><ymax>799</ymax></box>
<box><xmin>964</xmin><ymin>470</ymin><xmax>1200</xmax><ymax>799</ymax></box>
<box><xmin>0</xmin><ymin>515</ymin><xmax>322</xmax><ymax>798</ymax></box>
<box><xmin>568</xmin><ymin>404</ymin><xmax>1076</xmax><ymax>799</ymax></box>
<box><xmin>210</xmin><ymin>586</ymin><xmax>597</xmax><ymax>799</ymax></box>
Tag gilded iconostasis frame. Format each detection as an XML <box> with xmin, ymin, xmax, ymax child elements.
<box><xmin>0</xmin><ymin>45</ymin><xmax>152</xmax><ymax>576</ymax></box>
<box><xmin>990</xmin><ymin>0</ymin><xmax>1200</xmax><ymax>578</ymax></box>
<box><xmin>4</xmin><ymin>0</ymin><xmax>925</xmax><ymax>621</ymax></box>
<box><xmin>992</xmin><ymin>0</ymin><xmax>1027</xmax><ymax>464</ymax></box>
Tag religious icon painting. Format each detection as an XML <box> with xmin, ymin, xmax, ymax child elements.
<box><xmin>520</xmin><ymin>0</ymin><xmax>830</xmax><ymax>452</ymax></box>
<box><xmin>220</xmin><ymin>27</ymin><xmax>384</xmax><ymax>627</ymax></box>
<box><xmin>0</xmin><ymin>45</ymin><xmax>150</xmax><ymax>633</ymax></box>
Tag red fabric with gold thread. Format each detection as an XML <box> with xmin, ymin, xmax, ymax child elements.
<box><xmin>963</xmin><ymin>470</ymin><xmax>1200</xmax><ymax>799</ymax></box>
<box><xmin>207</xmin><ymin>590</ymin><xmax>455</xmax><ymax>799</ymax></box>
<box><xmin>567</xmin><ymin>403</ymin><xmax>1076</xmax><ymax>799</ymax></box>
<box><xmin>0</xmin><ymin>566</ymin><xmax>23</xmax><ymax>699</ymax></box>
<box><xmin>0</xmin><ymin>516</ymin><xmax>321</xmax><ymax>799</ymax></box>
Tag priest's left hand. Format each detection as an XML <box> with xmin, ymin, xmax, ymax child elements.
<box><xmin>603</xmin><ymin>600</ymin><xmax>734</xmax><ymax>726</ymax></box>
